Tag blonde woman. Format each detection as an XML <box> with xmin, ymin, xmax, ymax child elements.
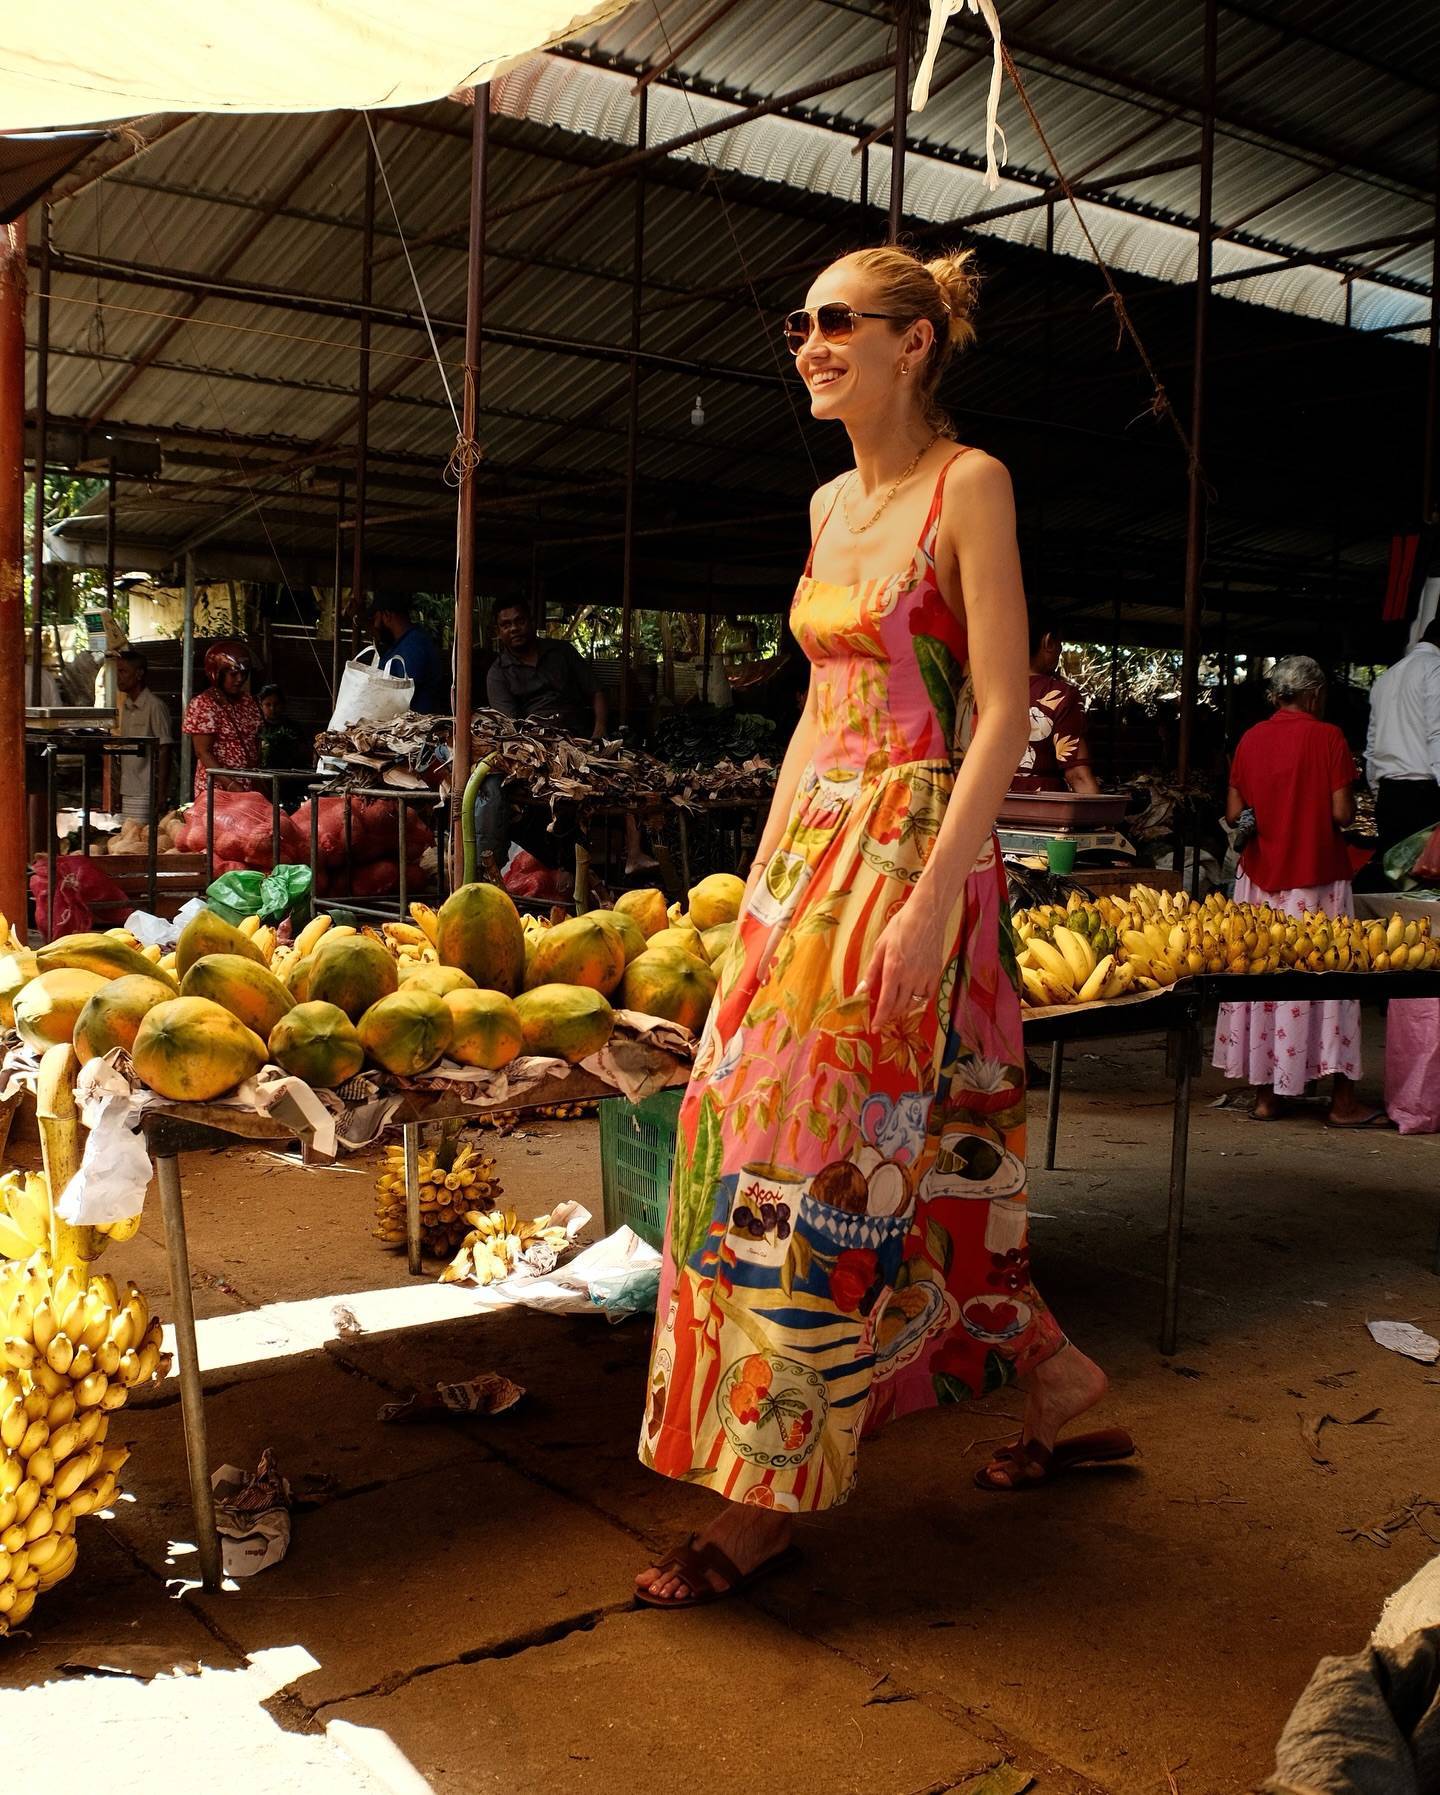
<box><xmin>635</xmin><ymin>245</ymin><xmax>1132</xmax><ymax>1608</ymax></box>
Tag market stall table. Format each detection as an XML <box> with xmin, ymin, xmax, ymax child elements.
<box><xmin>1032</xmin><ymin>970</ymin><xmax>1440</xmax><ymax>1357</ymax></box>
<box><xmin>138</xmin><ymin>1065</ymin><xmax>688</xmax><ymax>1591</ymax></box>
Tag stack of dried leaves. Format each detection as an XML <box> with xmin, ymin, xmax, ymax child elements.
<box><xmin>314</xmin><ymin>708</ymin><xmax>775</xmax><ymax>810</ymax></box>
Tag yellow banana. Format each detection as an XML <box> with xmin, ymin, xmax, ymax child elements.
<box><xmin>1077</xmin><ymin>954</ymin><xmax>1116</xmax><ymax>1004</ymax></box>
<box><xmin>1051</xmin><ymin>925</ymin><xmax>1095</xmax><ymax>985</ymax></box>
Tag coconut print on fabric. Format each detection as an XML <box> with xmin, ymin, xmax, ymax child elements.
<box><xmin>640</xmin><ymin>452</ymin><xmax>1065</xmax><ymax>1513</ymax></box>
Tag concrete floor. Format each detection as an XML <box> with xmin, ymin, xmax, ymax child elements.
<box><xmin>3</xmin><ymin>1024</ymin><xmax>1439</xmax><ymax>1795</ymax></box>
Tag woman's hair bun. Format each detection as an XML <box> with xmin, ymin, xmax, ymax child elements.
<box><xmin>924</xmin><ymin>248</ymin><xmax>980</xmax><ymax>352</ymax></box>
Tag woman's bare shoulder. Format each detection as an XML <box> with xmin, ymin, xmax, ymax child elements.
<box><xmin>943</xmin><ymin>445</ymin><xmax>1012</xmax><ymax>503</ymax></box>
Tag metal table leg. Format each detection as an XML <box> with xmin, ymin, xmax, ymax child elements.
<box><xmin>1044</xmin><ymin>1040</ymin><xmax>1064</xmax><ymax>1170</ymax></box>
<box><xmin>154</xmin><ymin>1154</ymin><xmax>222</xmax><ymax>1592</ymax></box>
<box><xmin>403</xmin><ymin>1123</ymin><xmax>423</xmax><ymax>1276</ymax></box>
<box><xmin>1160</xmin><ymin>1011</ymin><xmax>1197</xmax><ymax>1356</ymax></box>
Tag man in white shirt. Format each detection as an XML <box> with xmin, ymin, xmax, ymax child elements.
<box><xmin>1365</xmin><ymin>618</ymin><xmax>1440</xmax><ymax>856</ymax></box>
<box><xmin>113</xmin><ymin>649</ymin><xmax>173</xmax><ymax>822</ymax></box>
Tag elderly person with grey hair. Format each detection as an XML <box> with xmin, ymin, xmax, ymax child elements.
<box><xmin>1213</xmin><ymin>655</ymin><xmax>1382</xmax><ymax>1126</ymax></box>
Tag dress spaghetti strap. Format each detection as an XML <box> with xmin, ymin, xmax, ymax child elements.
<box><xmin>806</xmin><ymin>446</ymin><xmax>975</xmax><ymax>577</ymax></box>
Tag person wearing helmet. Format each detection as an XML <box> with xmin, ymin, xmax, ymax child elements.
<box><xmin>183</xmin><ymin>640</ymin><xmax>264</xmax><ymax>805</ymax></box>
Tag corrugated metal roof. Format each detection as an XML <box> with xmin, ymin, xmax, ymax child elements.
<box><xmin>28</xmin><ymin>0</ymin><xmax>1440</xmax><ymax>638</ymax></box>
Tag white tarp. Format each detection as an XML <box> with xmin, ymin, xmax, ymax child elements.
<box><xmin>0</xmin><ymin>0</ymin><xmax>630</xmax><ymax>130</ymax></box>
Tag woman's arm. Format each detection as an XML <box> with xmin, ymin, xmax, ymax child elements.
<box><xmin>1331</xmin><ymin>784</ymin><xmax>1356</xmax><ymax>828</ymax></box>
<box><xmin>865</xmin><ymin>453</ymin><xmax>1031</xmax><ymax>1025</ymax></box>
<box><xmin>1225</xmin><ymin>784</ymin><xmax>1244</xmax><ymax>826</ymax></box>
<box><xmin>191</xmin><ymin>732</ymin><xmax>218</xmax><ymax>772</ymax></box>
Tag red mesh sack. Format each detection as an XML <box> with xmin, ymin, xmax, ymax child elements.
<box><xmin>293</xmin><ymin>795</ymin><xmax>386</xmax><ymax>867</ymax></box>
<box><xmin>29</xmin><ymin>855</ymin><xmax>130</xmax><ymax>938</ymax></box>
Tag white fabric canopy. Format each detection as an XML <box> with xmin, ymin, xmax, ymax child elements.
<box><xmin>0</xmin><ymin>0</ymin><xmax>630</xmax><ymax>129</ymax></box>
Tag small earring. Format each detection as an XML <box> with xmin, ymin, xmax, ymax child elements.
<box><xmin>900</xmin><ymin>359</ymin><xmax>910</xmax><ymax>376</ymax></box>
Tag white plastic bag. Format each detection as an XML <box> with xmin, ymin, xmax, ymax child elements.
<box><xmin>326</xmin><ymin>646</ymin><xmax>413</xmax><ymax>734</ymax></box>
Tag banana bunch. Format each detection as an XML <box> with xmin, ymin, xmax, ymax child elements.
<box><xmin>368</xmin><ymin>920</ymin><xmax>436</xmax><ymax>970</ymax></box>
<box><xmin>1015</xmin><ymin>900</ymin><xmax>1136</xmax><ymax>1006</ymax></box>
<box><xmin>372</xmin><ymin>1139</ymin><xmax>500</xmax><ymax>1257</ymax></box>
<box><xmin>1014</xmin><ymin>884</ymin><xmax>1439</xmax><ymax>1006</ymax></box>
<box><xmin>440</xmin><ymin>1207</ymin><xmax>570</xmax><ymax>1287</ymax></box>
<box><xmin>0</xmin><ymin>1251</ymin><xmax>165</xmax><ymax>1635</ymax></box>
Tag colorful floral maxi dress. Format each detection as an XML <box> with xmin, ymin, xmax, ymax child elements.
<box><xmin>640</xmin><ymin>454</ymin><xmax>1065</xmax><ymax>1513</ymax></box>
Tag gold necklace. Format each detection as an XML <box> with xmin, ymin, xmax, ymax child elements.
<box><xmin>841</xmin><ymin>434</ymin><xmax>939</xmax><ymax>534</ymax></box>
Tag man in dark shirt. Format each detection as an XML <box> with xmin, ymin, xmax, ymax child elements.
<box><xmin>486</xmin><ymin>601</ymin><xmax>606</xmax><ymax>739</ymax></box>
<box><xmin>372</xmin><ymin>595</ymin><xmax>446</xmax><ymax>715</ymax></box>
<box><xmin>474</xmin><ymin>602</ymin><xmax>608</xmax><ymax>882</ymax></box>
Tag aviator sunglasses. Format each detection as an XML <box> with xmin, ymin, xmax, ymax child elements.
<box><xmin>782</xmin><ymin>303</ymin><xmax>914</xmax><ymax>355</ymax></box>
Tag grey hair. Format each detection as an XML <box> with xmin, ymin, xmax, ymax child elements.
<box><xmin>1268</xmin><ymin>654</ymin><xmax>1326</xmax><ymax>703</ymax></box>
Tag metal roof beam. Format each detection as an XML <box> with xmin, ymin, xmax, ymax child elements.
<box><xmin>40</xmin><ymin>248</ymin><xmax>788</xmax><ymax>391</ymax></box>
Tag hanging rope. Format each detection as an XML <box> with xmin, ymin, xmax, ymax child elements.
<box><xmin>998</xmin><ymin>46</ymin><xmax>1209</xmax><ymax>490</ymax></box>
<box><xmin>362</xmin><ymin>111</ymin><xmax>481</xmax><ymax>489</ymax></box>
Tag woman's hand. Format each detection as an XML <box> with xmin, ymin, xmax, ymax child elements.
<box><xmin>861</xmin><ymin>889</ymin><xmax>944</xmax><ymax>1030</ymax></box>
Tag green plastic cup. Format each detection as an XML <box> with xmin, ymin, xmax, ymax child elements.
<box><xmin>1046</xmin><ymin>836</ymin><xmax>1078</xmax><ymax>875</ymax></box>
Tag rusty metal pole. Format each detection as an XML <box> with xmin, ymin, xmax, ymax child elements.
<box><xmin>351</xmin><ymin>128</ymin><xmax>375</xmax><ymax>642</ymax></box>
<box><xmin>104</xmin><ymin>459</ymin><xmax>117</xmax><ymax>607</ymax></box>
<box><xmin>451</xmin><ymin>84</ymin><xmax>490</xmax><ymax>884</ymax></box>
<box><xmin>330</xmin><ymin>473</ymin><xmax>345</xmax><ymax>703</ymax></box>
<box><xmin>1423</xmin><ymin>119</ymin><xmax>1440</xmax><ymax>526</ymax></box>
<box><xmin>619</xmin><ymin>88</ymin><xmax>648</xmax><ymax>728</ymax></box>
<box><xmin>888</xmin><ymin>4</ymin><xmax>911</xmax><ymax>244</ymax></box>
<box><xmin>0</xmin><ymin>219</ymin><xmax>29</xmax><ymax>926</ymax></box>
<box><xmin>29</xmin><ymin>204</ymin><xmax>49</xmax><ymax>705</ymax></box>
<box><xmin>1177</xmin><ymin>0</ymin><xmax>1217</xmax><ymax>788</ymax></box>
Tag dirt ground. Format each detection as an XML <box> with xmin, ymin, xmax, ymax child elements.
<box><xmin>3</xmin><ymin>1018</ymin><xmax>1439</xmax><ymax>1795</ymax></box>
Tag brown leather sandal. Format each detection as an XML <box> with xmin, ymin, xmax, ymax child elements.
<box><xmin>975</xmin><ymin>1426</ymin><xmax>1137</xmax><ymax>1492</ymax></box>
<box><xmin>634</xmin><ymin>1536</ymin><xmax>799</xmax><ymax>1609</ymax></box>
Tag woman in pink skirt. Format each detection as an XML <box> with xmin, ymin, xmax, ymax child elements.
<box><xmin>1213</xmin><ymin>655</ymin><xmax>1384</xmax><ymax>1126</ymax></box>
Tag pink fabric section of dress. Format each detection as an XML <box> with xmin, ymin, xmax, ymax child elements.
<box><xmin>1212</xmin><ymin>872</ymin><xmax>1362</xmax><ymax>1095</ymax></box>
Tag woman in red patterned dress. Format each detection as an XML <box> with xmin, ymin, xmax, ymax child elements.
<box><xmin>183</xmin><ymin>640</ymin><xmax>264</xmax><ymax>807</ymax></box>
<box><xmin>634</xmin><ymin>245</ymin><xmax>1132</xmax><ymax>1609</ymax></box>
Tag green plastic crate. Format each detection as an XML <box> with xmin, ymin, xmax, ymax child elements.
<box><xmin>599</xmin><ymin>1088</ymin><xmax>683</xmax><ymax>1250</ymax></box>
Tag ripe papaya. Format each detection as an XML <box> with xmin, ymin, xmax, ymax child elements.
<box><xmin>73</xmin><ymin>973</ymin><xmax>181</xmax><ymax>1065</ymax></box>
<box><xmin>308</xmin><ymin>934</ymin><xmax>398</xmax><ymax>1021</ymax></box>
<box><xmin>356</xmin><ymin>987</ymin><xmax>453</xmax><ymax>1078</ymax></box>
<box><xmin>584</xmin><ymin>909</ymin><xmax>647</xmax><ymax>966</ymax></box>
<box><xmin>435</xmin><ymin>882</ymin><xmax>525</xmax><ymax>995</ymax></box>
<box><xmin>613</xmin><ymin>887</ymin><xmax>668</xmax><ymax>938</ymax></box>
<box><xmin>621</xmin><ymin>947</ymin><xmax>717</xmax><ymax>1033</ymax></box>
<box><xmin>180</xmin><ymin>954</ymin><xmax>294</xmax><ymax>1039</ymax></box>
<box><xmin>701</xmin><ymin>921</ymin><xmax>737</xmax><ymax>966</ymax></box>
<box><xmin>523</xmin><ymin>914</ymin><xmax>626</xmax><ymax>997</ymax></box>
<box><xmin>37</xmin><ymin>931</ymin><xmax>178</xmax><ymax>990</ymax></box>
<box><xmin>399</xmin><ymin>963</ymin><xmax>477</xmax><ymax>998</ymax></box>
<box><xmin>645</xmin><ymin>925</ymin><xmax>708</xmax><ymax>963</ymax></box>
<box><xmin>176</xmin><ymin>909</ymin><xmax>265</xmax><ymax>979</ymax></box>
<box><xmin>268</xmin><ymin>1002</ymin><xmax>364</xmax><ymax>1089</ymax></box>
<box><xmin>14</xmin><ymin>970</ymin><xmax>109</xmax><ymax>1052</ymax></box>
<box><xmin>513</xmin><ymin>984</ymin><xmax>614</xmax><ymax>1064</ymax></box>
<box><xmin>687</xmin><ymin>873</ymin><xmax>745</xmax><ymax>931</ymax></box>
<box><xmin>443</xmin><ymin>989</ymin><xmax>524</xmax><ymax>1070</ymax></box>
<box><xmin>131</xmin><ymin>997</ymin><xmax>267</xmax><ymax>1101</ymax></box>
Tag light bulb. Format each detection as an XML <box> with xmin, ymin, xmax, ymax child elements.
<box><xmin>690</xmin><ymin>394</ymin><xmax>705</xmax><ymax>428</ymax></box>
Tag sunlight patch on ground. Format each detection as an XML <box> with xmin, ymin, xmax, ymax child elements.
<box><xmin>0</xmin><ymin>1644</ymin><xmax>431</xmax><ymax>1792</ymax></box>
<box><xmin>155</xmin><ymin>1283</ymin><xmax>483</xmax><ymax>1379</ymax></box>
